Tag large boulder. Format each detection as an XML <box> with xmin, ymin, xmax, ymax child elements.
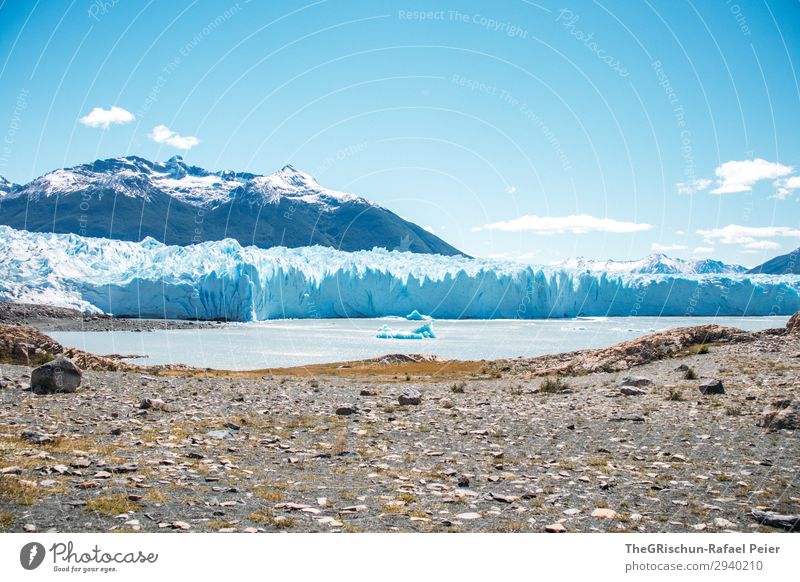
<box><xmin>760</xmin><ymin>398</ymin><xmax>800</xmax><ymax>430</ymax></box>
<box><xmin>398</xmin><ymin>387</ymin><xmax>422</xmax><ymax>406</ymax></box>
<box><xmin>698</xmin><ymin>379</ymin><xmax>724</xmax><ymax>395</ymax></box>
<box><xmin>787</xmin><ymin>312</ymin><xmax>800</xmax><ymax>334</ymax></box>
<box><xmin>30</xmin><ymin>357</ymin><xmax>82</xmax><ymax>394</ymax></box>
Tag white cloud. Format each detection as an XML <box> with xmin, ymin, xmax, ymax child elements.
<box><xmin>485</xmin><ymin>251</ymin><xmax>541</xmax><ymax>263</ymax></box>
<box><xmin>651</xmin><ymin>243</ymin><xmax>687</xmax><ymax>252</ymax></box>
<box><xmin>505</xmin><ymin>185</ymin><xmax>517</xmax><ymax>194</ymax></box>
<box><xmin>770</xmin><ymin>175</ymin><xmax>800</xmax><ymax>200</ymax></box>
<box><xmin>742</xmin><ymin>240</ymin><xmax>780</xmax><ymax>251</ymax></box>
<box><xmin>783</xmin><ymin>176</ymin><xmax>800</xmax><ymax>189</ymax></box>
<box><xmin>79</xmin><ymin>106</ymin><xmax>135</xmax><ymax>129</ymax></box>
<box><xmin>692</xmin><ymin>246</ymin><xmax>714</xmax><ymax>255</ymax></box>
<box><xmin>475</xmin><ymin>214</ymin><xmax>653</xmax><ymax>234</ymax></box>
<box><xmin>697</xmin><ymin>224</ymin><xmax>800</xmax><ymax>245</ymax></box>
<box><xmin>770</xmin><ymin>188</ymin><xmax>792</xmax><ymax>200</ymax></box>
<box><xmin>148</xmin><ymin>124</ymin><xmax>199</xmax><ymax>150</ymax></box>
<box><xmin>709</xmin><ymin>158</ymin><xmax>793</xmax><ymax>194</ymax></box>
<box><xmin>676</xmin><ymin>178</ymin><xmax>711</xmax><ymax>195</ymax></box>
<box><xmin>697</xmin><ymin>224</ymin><xmax>799</xmax><ymax>253</ymax></box>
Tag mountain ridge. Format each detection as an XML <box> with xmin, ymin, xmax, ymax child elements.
<box><xmin>747</xmin><ymin>247</ymin><xmax>800</xmax><ymax>275</ymax></box>
<box><xmin>551</xmin><ymin>252</ymin><xmax>746</xmax><ymax>275</ymax></box>
<box><xmin>0</xmin><ymin>155</ymin><xmax>464</xmax><ymax>256</ymax></box>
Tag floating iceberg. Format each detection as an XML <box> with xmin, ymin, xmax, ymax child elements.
<box><xmin>405</xmin><ymin>309</ymin><xmax>432</xmax><ymax>321</ymax></box>
<box><xmin>0</xmin><ymin>226</ymin><xmax>799</xmax><ymax>321</ymax></box>
<box><xmin>377</xmin><ymin>323</ymin><xmax>437</xmax><ymax>340</ymax></box>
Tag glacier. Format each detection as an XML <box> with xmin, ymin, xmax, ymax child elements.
<box><xmin>405</xmin><ymin>309</ymin><xmax>432</xmax><ymax>321</ymax></box>
<box><xmin>1</xmin><ymin>226</ymin><xmax>799</xmax><ymax>321</ymax></box>
<box><xmin>376</xmin><ymin>323</ymin><xmax>437</xmax><ymax>340</ymax></box>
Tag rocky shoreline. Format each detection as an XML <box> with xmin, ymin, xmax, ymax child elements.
<box><xmin>0</xmin><ymin>301</ymin><xmax>225</xmax><ymax>332</ymax></box>
<box><xmin>0</xmin><ymin>310</ymin><xmax>798</xmax><ymax>533</ymax></box>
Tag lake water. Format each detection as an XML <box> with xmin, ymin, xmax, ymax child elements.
<box><xmin>47</xmin><ymin>315</ymin><xmax>789</xmax><ymax>371</ymax></box>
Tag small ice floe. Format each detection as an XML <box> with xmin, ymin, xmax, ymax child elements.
<box><xmin>376</xmin><ymin>323</ymin><xmax>437</xmax><ymax>340</ymax></box>
<box><xmin>405</xmin><ymin>309</ymin><xmax>432</xmax><ymax>321</ymax></box>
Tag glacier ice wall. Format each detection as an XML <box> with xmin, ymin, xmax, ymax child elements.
<box><xmin>1</xmin><ymin>226</ymin><xmax>799</xmax><ymax>321</ymax></box>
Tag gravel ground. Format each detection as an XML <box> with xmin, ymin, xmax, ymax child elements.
<box><xmin>0</xmin><ymin>328</ymin><xmax>797</xmax><ymax>533</ymax></box>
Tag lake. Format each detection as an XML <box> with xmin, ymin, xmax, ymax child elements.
<box><xmin>46</xmin><ymin>315</ymin><xmax>790</xmax><ymax>371</ymax></box>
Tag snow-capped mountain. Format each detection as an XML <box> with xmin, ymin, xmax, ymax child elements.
<box><xmin>1</xmin><ymin>225</ymin><xmax>797</xmax><ymax>320</ymax></box>
<box><xmin>0</xmin><ymin>156</ymin><xmax>463</xmax><ymax>256</ymax></box>
<box><xmin>554</xmin><ymin>253</ymin><xmax>745</xmax><ymax>275</ymax></box>
<box><xmin>0</xmin><ymin>176</ymin><xmax>17</xmax><ymax>198</ymax></box>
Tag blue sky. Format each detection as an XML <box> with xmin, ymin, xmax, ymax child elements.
<box><xmin>1</xmin><ymin>0</ymin><xmax>799</xmax><ymax>266</ymax></box>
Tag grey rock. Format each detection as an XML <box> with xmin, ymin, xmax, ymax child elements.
<box><xmin>398</xmin><ymin>388</ymin><xmax>422</xmax><ymax>406</ymax></box>
<box><xmin>609</xmin><ymin>415</ymin><xmax>645</xmax><ymax>422</ymax></box>
<box><xmin>592</xmin><ymin>508</ymin><xmax>618</xmax><ymax>519</ymax></box>
<box><xmin>335</xmin><ymin>404</ymin><xmax>358</xmax><ymax>416</ymax></box>
<box><xmin>30</xmin><ymin>357</ymin><xmax>81</xmax><ymax>394</ymax></box>
<box><xmin>760</xmin><ymin>398</ymin><xmax>800</xmax><ymax>430</ymax></box>
<box><xmin>620</xmin><ymin>376</ymin><xmax>653</xmax><ymax>387</ymax></box>
<box><xmin>206</xmin><ymin>429</ymin><xmax>233</xmax><ymax>440</ymax></box>
<box><xmin>698</xmin><ymin>379</ymin><xmax>725</xmax><ymax>395</ymax></box>
<box><xmin>620</xmin><ymin>386</ymin><xmax>647</xmax><ymax>396</ymax></box>
<box><xmin>20</xmin><ymin>430</ymin><xmax>55</xmax><ymax>445</ymax></box>
<box><xmin>139</xmin><ymin>398</ymin><xmax>167</xmax><ymax>410</ymax></box>
<box><xmin>787</xmin><ymin>311</ymin><xmax>800</xmax><ymax>334</ymax></box>
<box><xmin>749</xmin><ymin>509</ymin><xmax>800</xmax><ymax>531</ymax></box>
<box><xmin>109</xmin><ymin>463</ymin><xmax>138</xmax><ymax>473</ymax></box>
